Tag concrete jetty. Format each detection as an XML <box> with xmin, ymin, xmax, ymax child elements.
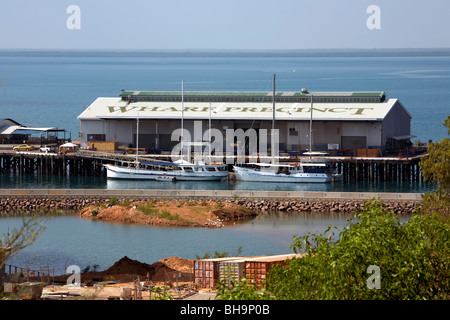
<box><xmin>0</xmin><ymin>188</ymin><xmax>423</xmax><ymax>201</ymax></box>
<box><xmin>0</xmin><ymin>189</ymin><xmax>423</xmax><ymax>216</ymax></box>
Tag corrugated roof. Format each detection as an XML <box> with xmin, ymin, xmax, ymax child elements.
<box><xmin>78</xmin><ymin>97</ymin><xmax>403</xmax><ymax>121</ymax></box>
<box><xmin>120</xmin><ymin>90</ymin><xmax>385</xmax><ymax>98</ymax></box>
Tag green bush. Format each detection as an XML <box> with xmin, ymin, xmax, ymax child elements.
<box><xmin>216</xmin><ymin>199</ymin><xmax>450</xmax><ymax>300</ymax></box>
<box><xmin>138</xmin><ymin>203</ymin><xmax>159</xmax><ymax>215</ymax></box>
<box><xmin>109</xmin><ymin>196</ymin><xmax>118</xmax><ymax>206</ymax></box>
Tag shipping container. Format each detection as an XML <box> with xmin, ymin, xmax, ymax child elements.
<box><xmin>194</xmin><ymin>257</ymin><xmax>245</xmax><ymax>289</ymax></box>
<box><xmin>218</xmin><ymin>259</ymin><xmax>246</xmax><ymax>286</ymax></box>
<box><xmin>244</xmin><ymin>254</ymin><xmax>304</xmax><ymax>288</ymax></box>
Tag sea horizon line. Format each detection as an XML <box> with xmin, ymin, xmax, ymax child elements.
<box><xmin>1</xmin><ymin>47</ymin><xmax>450</xmax><ymax>58</ymax></box>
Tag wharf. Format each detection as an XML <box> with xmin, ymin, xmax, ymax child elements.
<box><xmin>0</xmin><ymin>149</ymin><xmax>426</xmax><ymax>183</ymax></box>
<box><xmin>0</xmin><ymin>188</ymin><xmax>423</xmax><ymax>202</ymax></box>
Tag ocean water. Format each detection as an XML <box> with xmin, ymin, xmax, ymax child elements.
<box><xmin>0</xmin><ymin>172</ymin><xmax>435</xmax><ymax>193</ymax></box>
<box><xmin>0</xmin><ymin>51</ymin><xmax>449</xmax><ymax>143</ymax></box>
<box><xmin>0</xmin><ymin>212</ymin><xmax>356</xmax><ymax>275</ymax></box>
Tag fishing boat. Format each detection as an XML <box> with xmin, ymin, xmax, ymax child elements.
<box><xmin>233</xmin><ymin>75</ymin><xmax>341</xmax><ymax>184</ymax></box>
<box><xmin>104</xmin><ymin>81</ymin><xmax>229</xmax><ymax>181</ymax></box>
<box><xmin>233</xmin><ymin>157</ymin><xmax>334</xmax><ymax>183</ymax></box>
<box><xmin>104</xmin><ymin>160</ymin><xmax>228</xmax><ymax>181</ymax></box>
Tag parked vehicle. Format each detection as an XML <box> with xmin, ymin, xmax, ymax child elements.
<box><xmin>39</xmin><ymin>145</ymin><xmax>55</xmax><ymax>152</ymax></box>
<box><xmin>13</xmin><ymin>144</ymin><xmax>34</xmax><ymax>151</ymax></box>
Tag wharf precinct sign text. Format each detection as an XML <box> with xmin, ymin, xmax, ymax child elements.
<box><xmin>107</xmin><ymin>105</ymin><xmax>375</xmax><ymax>116</ymax></box>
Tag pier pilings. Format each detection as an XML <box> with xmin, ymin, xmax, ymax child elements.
<box><xmin>0</xmin><ymin>152</ymin><xmax>425</xmax><ymax>183</ymax></box>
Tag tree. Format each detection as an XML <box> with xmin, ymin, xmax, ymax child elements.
<box><xmin>195</xmin><ymin>246</ymin><xmax>242</xmax><ymax>260</ymax></box>
<box><xmin>0</xmin><ymin>215</ymin><xmax>49</xmax><ymax>278</ymax></box>
<box><xmin>420</xmin><ymin>115</ymin><xmax>450</xmax><ymax>219</ymax></box>
<box><xmin>216</xmin><ymin>199</ymin><xmax>449</xmax><ymax>300</ymax></box>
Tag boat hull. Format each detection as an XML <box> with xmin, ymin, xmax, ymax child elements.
<box><xmin>233</xmin><ymin>166</ymin><xmax>332</xmax><ymax>183</ymax></box>
<box><xmin>105</xmin><ymin>165</ymin><xmax>228</xmax><ymax>181</ymax></box>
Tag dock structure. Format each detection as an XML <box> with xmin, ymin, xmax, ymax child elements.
<box><xmin>331</xmin><ymin>155</ymin><xmax>425</xmax><ymax>183</ymax></box>
<box><xmin>0</xmin><ymin>151</ymin><xmax>103</xmax><ymax>177</ymax></box>
<box><xmin>0</xmin><ymin>149</ymin><xmax>426</xmax><ymax>183</ymax></box>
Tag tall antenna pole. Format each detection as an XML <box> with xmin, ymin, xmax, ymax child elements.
<box><xmin>272</xmin><ymin>74</ymin><xmax>276</xmax><ymax>133</ymax></box>
<box><xmin>209</xmin><ymin>102</ymin><xmax>212</xmax><ymax>164</ymax></box>
<box><xmin>181</xmin><ymin>80</ymin><xmax>184</xmax><ymax>162</ymax></box>
<box><xmin>136</xmin><ymin>111</ymin><xmax>139</xmax><ymax>165</ymax></box>
<box><xmin>309</xmin><ymin>94</ymin><xmax>313</xmax><ymax>154</ymax></box>
<box><xmin>272</xmin><ymin>74</ymin><xmax>276</xmax><ymax>163</ymax></box>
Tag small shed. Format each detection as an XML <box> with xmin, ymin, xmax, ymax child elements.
<box><xmin>59</xmin><ymin>142</ymin><xmax>78</xmax><ymax>154</ymax></box>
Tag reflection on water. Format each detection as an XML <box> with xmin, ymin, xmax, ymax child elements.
<box><xmin>0</xmin><ymin>173</ymin><xmax>435</xmax><ymax>193</ymax></box>
<box><xmin>0</xmin><ymin>211</ymin><xmax>356</xmax><ymax>275</ymax></box>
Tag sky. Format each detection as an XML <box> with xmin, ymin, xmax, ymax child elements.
<box><xmin>0</xmin><ymin>0</ymin><xmax>449</xmax><ymax>50</ymax></box>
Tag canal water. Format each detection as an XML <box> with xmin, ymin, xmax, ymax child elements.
<box><xmin>0</xmin><ymin>172</ymin><xmax>434</xmax><ymax>193</ymax></box>
<box><xmin>0</xmin><ymin>211</ymin><xmax>357</xmax><ymax>276</ymax></box>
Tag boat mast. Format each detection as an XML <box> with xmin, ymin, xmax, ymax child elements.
<box><xmin>272</xmin><ymin>74</ymin><xmax>276</xmax><ymax>133</ymax></box>
<box><xmin>309</xmin><ymin>94</ymin><xmax>313</xmax><ymax>154</ymax></box>
<box><xmin>181</xmin><ymin>80</ymin><xmax>184</xmax><ymax>162</ymax></box>
<box><xmin>209</xmin><ymin>102</ymin><xmax>212</xmax><ymax>164</ymax></box>
<box><xmin>272</xmin><ymin>74</ymin><xmax>276</xmax><ymax>163</ymax></box>
<box><xmin>136</xmin><ymin>111</ymin><xmax>139</xmax><ymax>166</ymax></box>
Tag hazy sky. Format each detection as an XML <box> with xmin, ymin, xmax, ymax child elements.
<box><xmin>1</xmin><ymin>0</ymin><xmax>449</xmax><ymax>50</ymax></box>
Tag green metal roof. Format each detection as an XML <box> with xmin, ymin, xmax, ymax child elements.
<box><xmin>120</xmin><ymin>90</ymin><xmax>385</xmax><ymax>97</ymax></box>
<box><xmin>351</xmin><ymin>92</ymin><xmax>385</xmax><ymax>97</ymax></box>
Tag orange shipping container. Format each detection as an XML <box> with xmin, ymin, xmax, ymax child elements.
<box><xmin>244</xmin><ymin>254</ymin><xmax>304</xmax><ymax>288</ymax></box>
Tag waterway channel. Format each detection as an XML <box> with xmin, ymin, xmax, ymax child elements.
<box><xmin>1</xmin><ymin>210</ymin><xmax>362</xmax><ymax>276</ymax></box>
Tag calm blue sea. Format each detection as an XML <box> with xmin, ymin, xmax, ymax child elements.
<box><xmin>0</xmin><ymin>51</ymin><xmax>449</xmax><ymax>142</ymax></box>
<box><xmin>0</xmin><ymin>212</ymin><xmax>356</xmax><ymax>275</ymax></box>
<box><xmin>0</xmin><ymin>51</ymin><xmax>448</xmax><ymax>192</ymax></box>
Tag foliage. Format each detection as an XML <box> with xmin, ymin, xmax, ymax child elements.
<box><xmin>420</xmin><ymin>115</ymin><xmax>450</xmax><ymax>219</ymax></box>
<box><xmin>0</xmin><ymin>215</ymin><xmax>49</xmax><ymax>271</ymax></box>
<box><xmin>109</xmin><ymin>196</ymin><xmax>118</xmax><ymax>206</ymax></box>
<box><xmin>216</xmin><ymin>278</ymin><xmax>273</xmax><ymax>300</ymax></box>
<box><xmin>196</xmin><ymin>246</ymin><xmax>242</xmax><ymax>260</ymax></box>
<box><xmin>216</xmin><ymin>199</ymin><xmax>449</xmax><ymax>300</ymax></box>
<box><xmin>138</xmin><ymin>203</ymin><xmax>159</xmax><ymax>215</ymax></box>
<box><xmin>120</xmin><ymin>198</ymin><xmax>132</xmax><ymax>207</ymax></box>
<box><xmin>159</xmin><ymin>209</ymin><xmax>180</xmax><ymax>221</ymax></box>
<box><xmin>150</xmin><ymin>286</ymin><xmax>173</xmax><ymax>300</ymax></box>
<box><xmin>81</xmin><ymin>264</ymin><xmax>100</xmax><ymax>273</ymax></box>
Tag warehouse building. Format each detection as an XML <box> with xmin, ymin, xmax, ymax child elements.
<box><xmin>77</xmin><ymin>90</ymin><xmax>414</xmax><ymax>156</ymax></box>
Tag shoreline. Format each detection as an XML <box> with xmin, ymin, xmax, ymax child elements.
<box><xmin>78</xmin><ymin>199</ymin><xmax>257</xmax><ymax>228</ymax></box>
<box><xmin>0</xmin><ymin>195</ymin><xmax>422</xmax><ymax>218</ymax></box>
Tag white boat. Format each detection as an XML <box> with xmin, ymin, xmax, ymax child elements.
<box><xmin>105</xmin><ymin>160</ymin><xmax>229</xmax><ymax>181</ymax></box>
<box><xmin>233</xmin><ymin>160</ymin><xmax>333</xmax><ymax>183</ymax></box>
<box><xmin>105</xmin><ymin>81</ymin><xmax>229</xmax><ymax>181</ymax></box>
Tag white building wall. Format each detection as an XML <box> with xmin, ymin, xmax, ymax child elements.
<box><xmin>382</xmin><ymin>101</ymin><xmax>411</xmax><ymax>144</ymax></box>
<box><xmin>79</xmin><ymin>117</ymin><xmax>390</xmax><ymax>152</ymax></box>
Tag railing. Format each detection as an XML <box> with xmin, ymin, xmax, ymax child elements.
<box><xmin>76</xmin><ymin>150</ymin><xmax>174</xmax><ymax>163</ymax></box>
<box><xmin>3</xmin><ymin>264</ymin><xmax>54</xmax><ymax>284</ymax></box>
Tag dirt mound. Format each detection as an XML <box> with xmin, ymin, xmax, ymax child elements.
<box><xmin>100</xmin><ymin>256</ymin><xmax>193</xmax><ymax>282</ymax></box>
<box><xmin>103</xmin><ymin>256</ymin><xmax>153</xmax><ymax>275</ymax></box>
<box><xmin>158</xmin><ymin>256</ymin><xmax>194</xmax><ymax>273</ymax></box>
<box><xmin>78</xmin><ymin>199</ymin><xmax>257</xmax><ymax>228</ymax></box>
